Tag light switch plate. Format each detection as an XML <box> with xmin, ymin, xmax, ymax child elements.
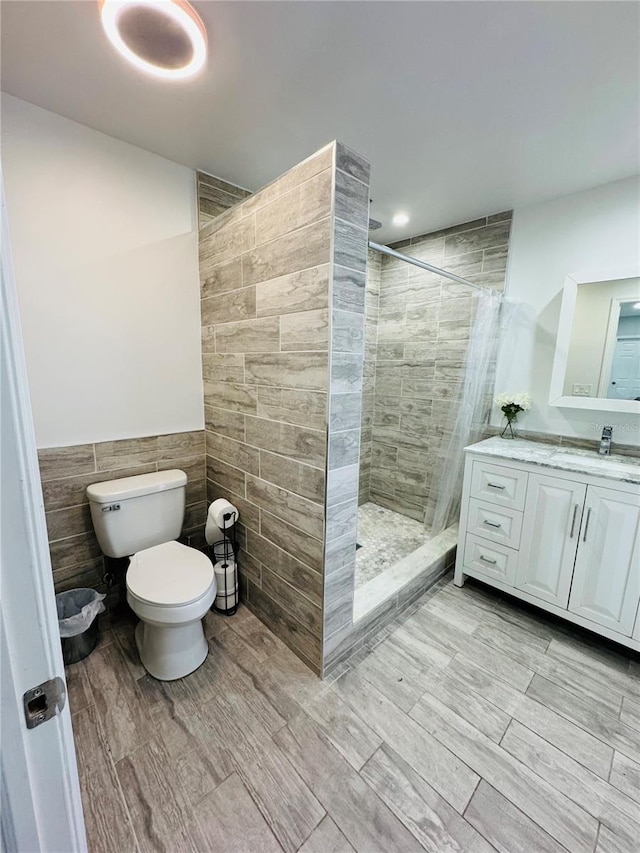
<box><xmin>572</xmin><ymin>384</ymin><xmax>592</xmax><ymax>397</ymax></box>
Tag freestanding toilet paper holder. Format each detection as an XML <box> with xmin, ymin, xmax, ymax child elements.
<box><xmin>210</xmin><ymin>510</ymin><xmax>239</xmax><ymax>616</ymax></box>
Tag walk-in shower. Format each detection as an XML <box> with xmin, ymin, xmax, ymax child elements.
<box><xmin>352</xmin><ymin>216</ymin><xmax>512</xmax><ymax>627</ymax></box>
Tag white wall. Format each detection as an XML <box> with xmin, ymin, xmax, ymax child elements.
<box><xmin>2</xmin><ymin>96</ymin><xmax>204</xmax><ymax>448</ymax></box>
<box><xmin>495</xmin><ymin>175</ymin><xmax>640</xmax><ymax>446</ymax></box>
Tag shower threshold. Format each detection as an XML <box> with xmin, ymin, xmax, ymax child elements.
<box><xmin>353</xmin><ymin>522</ymin><xmax>459</xmax><ymax>623</ymax></box>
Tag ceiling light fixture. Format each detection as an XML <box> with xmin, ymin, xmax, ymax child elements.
<box><xmin>99</xmin><ymin>0</ymin><xmax>207</xmax><ymax>80</ymax></box>
<box><xmin>392</xmin><ymin>212</ymin><xmax>410</xmax><ymax>227</ymax></box>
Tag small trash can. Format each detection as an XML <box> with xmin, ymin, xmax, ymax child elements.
<box><xmin>56</xmin><ymin>588</ymin><xmax>106</xmax><ymax>665</ymax></box>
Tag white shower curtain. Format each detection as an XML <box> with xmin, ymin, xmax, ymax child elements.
<box><xmin>429</xmin><ymin>291</ymin><xmax>515</xmax><ymax>535</ymax></box>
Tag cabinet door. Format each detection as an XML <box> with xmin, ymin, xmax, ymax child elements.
<box><xmin>569</xmin><ymin>485</ymin><xmax>640</xmax><ymax>636</ymax></box>
<box><xmin>516</xmin><ymin>473</ymin><xmax>586</xmax><ymax>607</ymax></box>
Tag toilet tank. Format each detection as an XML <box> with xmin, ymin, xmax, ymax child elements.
<box><xmin>87</xmin><ymin>470</ymin><xmax>187</xmax><ymax>558</ymax></box>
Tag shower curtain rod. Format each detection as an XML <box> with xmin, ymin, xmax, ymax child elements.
<box><xmin>368</xmin><ymin>240</ymin><xmax>484</xmax><ymax>293</ymax></box>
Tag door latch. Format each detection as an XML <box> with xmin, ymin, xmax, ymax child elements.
<box><xmin>23</xmin><ymin>677</ymin><xmax>66</xmax><ymax>729</ymax></box>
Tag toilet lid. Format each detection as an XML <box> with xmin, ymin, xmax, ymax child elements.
<box><xmin>127</xmin><ymin>541</ymin><xmax>214</xmax><ymax>607</ymax></box>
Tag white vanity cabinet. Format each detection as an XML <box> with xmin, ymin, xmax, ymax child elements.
<box><xmin>568</xmin><ymin>486</ymin><xmax>640</xmax><ymax>635</ymax></box>
<box><xmin>515</xmin><ymin>473</ymin><xmax>586</xmax><ymax>608</ymax></box>
<box><xmin>455</xmin><ymin>438</ymin><xmax>640</xmax><ymax>652</ymax></box>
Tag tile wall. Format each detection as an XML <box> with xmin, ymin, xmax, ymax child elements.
<box><xmin>38</xmin><ymin>431</ymin><xmax>206</xmax><ymax>604</ymax></box>
<box><xmin>197</xmin><ymin>171</ymin><xmax>252</xmax><ymax>229</ymax></box>
<box><xmin>323</xmin><ymin>148</ymin><xmax>372</xmax><ymax>660</ymax></box>
<box><xmin>358</xmin><ymin>249</ymin><xmax>381</xmax><ymax>504</ymax></box>
<box><xmin>198</xmin><ymin>142</ymin><xmax>371</xmax><ymax>673</ymax></box>
<box><xmin>368</xmin><ymin>213</ymin><xmax>513</xmax><ymax>522</ymax></box>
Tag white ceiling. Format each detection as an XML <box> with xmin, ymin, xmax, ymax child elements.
<box><xmin>1</xmin><ymin>1</ymin><xmax>638</xmax><ymax>242</ymax></box>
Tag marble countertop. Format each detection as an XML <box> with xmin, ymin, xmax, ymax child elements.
<box><xmin>465</xmin><ymin>436</ymin><xmax>640</xmax><ymax>486</ymax></box>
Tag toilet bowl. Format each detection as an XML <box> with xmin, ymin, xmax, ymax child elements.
<box><xmin>126</xmin><ymin>540</ymin><xmax>216</xmax><ymax>680</ymax></box>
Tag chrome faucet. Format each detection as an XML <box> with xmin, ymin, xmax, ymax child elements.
<box><xmin>599</xmin><ymin>426</ymin><xmax>613</xmax><ymax>456</ymax></box>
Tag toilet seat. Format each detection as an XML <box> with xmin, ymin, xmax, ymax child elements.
<box><xmin>127</xmin><ymin>540</ymin><xmax>214</xmax><ymax>607</ymax></box>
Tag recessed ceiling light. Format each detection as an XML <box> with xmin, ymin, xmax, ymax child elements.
<box><xmin>392</xmin><ymin>212</ymin><xmax>410</xmax><ymax>227</ymax></box>
<box><xmin>99</xmin><ymin>0</ymin><xmax>207</xmax><ymax>80</ymax></box>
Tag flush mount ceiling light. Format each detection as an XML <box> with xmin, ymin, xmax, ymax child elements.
<box><xmin>392</xmin><ymin>212</ymin><xmax>410</xmax><ymax>227</ymax></box>
<box><xmin>99</xmin><ymin>0</ymin><xmax>207</xmax><ymax>80</ymax></box>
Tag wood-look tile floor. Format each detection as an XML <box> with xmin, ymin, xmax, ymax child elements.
<box><xmin>66</xmin><ymin>575</ymin><xmax>640</xmax><ymax>853</ymax></box>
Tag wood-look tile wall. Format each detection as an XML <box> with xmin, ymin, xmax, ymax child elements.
<box><xmin>198</xmin><ymin>143</ymin><xmax>372</xmax><ymax>673</ymax></box>
<box><xmin>358</xmin><ymin>249</ymin><xmax>381</xmax><ymax>504</ymax></box>
<box><xmin>322</xmin><ymin>146</ymin><xmax>372</xmax><ymax>663</ymax></box>
<box><xmin>199</xmin><ymin>143</ymin><xmax>337</xmax><ymax>673</ymax></box>
<box><xmin>38</xmin><ymin>431</ymin><xmax>206</xmax><ymax>603</ymax></box>
<box><xmin>197</xmin><ymin>172</ymin><xmax>252</xmax><ymax>229</ymax></box>
<box><xmin>368</xmin><ymin>213</ymin><xmax>512</xmax><ymax>522</ymax></box>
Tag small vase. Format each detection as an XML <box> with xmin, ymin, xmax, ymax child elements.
<box><xmin>500</xmin><ymin>416</ymin><xmax>518</xmax><ymax>439</ymax></box>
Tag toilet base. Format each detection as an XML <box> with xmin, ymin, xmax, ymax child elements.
<box><xmin>134</xmin><ymin>618</ymin><xmax>208</xmax><ymax>681</ymax></box>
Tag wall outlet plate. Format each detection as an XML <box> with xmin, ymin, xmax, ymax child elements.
<box><xmin>572</xmin><ymin>384</ymin><xmax>592</xmax><ymax>397</ymax></box>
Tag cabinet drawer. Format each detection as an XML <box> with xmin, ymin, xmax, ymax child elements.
<box><xmin>470</xmin><ymin>460</ymin><xmax>528</xmax><ymax>510</ymax></box>
<box><xmin>463</xmin><ymin>533</ymin><xmax>518</xmax><ymax>585</ymax></box>
<box><xmin>467</xmin><ymin>498</ymin><xmax>523</xmax><ymax>549</ymax></box>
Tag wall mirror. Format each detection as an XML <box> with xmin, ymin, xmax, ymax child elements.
<box><xmin>549</xmin><ymin>267</ymin><xmax>640</xmax><ymax>413</ymax></box>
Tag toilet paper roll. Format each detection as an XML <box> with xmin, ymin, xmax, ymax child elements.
<box><xmin>213</xmin><ymin>559</ymin><xmax>237</xmax><ymax>588</ymax></box>
<box><xmin>209</xmin><ymin>498</ymin><xmax>239</xmax><ymax>530</ymax></box>
<box><xmin>213</xmin><ymin>560</ymin><xmax>238</xmax><ymax>610</ymax></box>
<box><xmin>205</xmin><ymin>499</ymin><xmax>239</xmax><ymax>545</ymax></box>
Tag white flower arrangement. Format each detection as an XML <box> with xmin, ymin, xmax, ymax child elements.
<box><xmin>494</xmin><ymin>392</ymin><xmax>532</xmax><ymax>438</ymax></box>
<box><xmin>494</xmin><ymin>392</ymin><xmax>532</xmax><ymax>412</ymax></box>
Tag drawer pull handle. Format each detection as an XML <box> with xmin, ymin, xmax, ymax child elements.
<box><xmin>483</xmin><ymin>520</ymin><xmax>502</xmax><ymax>529</ymax></box>
<box><xmin>569</xmin><ymin>504</ymin><xmax>579</xmax><ymax>538</ymax></box>
<box><xmin>487</xmin><ymin>482</ymin><xmax>505</xmax><ymax>490</ymax></box>
<box><xmin>583</xmin><ymin>507</ymin><xmax>592</xmax><ymax>542</ymax></box>
<box><xmin>479</xmin><ymin>555</ymin><xmax>497</xmax><ymax>565</ymax></box>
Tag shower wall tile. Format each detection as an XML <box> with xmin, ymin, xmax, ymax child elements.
<box><xmin>334</xmin><ymin>219</ymin><xmax>368</xmax><ymax>273</ymax></box>
<box><xmin>323</xmin><ymin>150</ymin><xmax>371</xmax><ymax>674</ymax></box>
<box><xmin>214</xmin><ymin>317</ymin><xmax>280</xmax><ymax>353</ymax></box>
<box><xmin>254</xmin><ymin>168</ymin><xmax>332</xmax><ymax>245</ymax></box>
<box><xmin>200</xmin><ymin>256</ymin><xmax>243</xmax><ymax>300</ymax></box>
<box><xmin>242</xmin><ymin>218</ymin><xmax>332</xmax><ymax>287</ymax></box>
<box><xmin>38</xmin><ymin>430</ymin><xmax>206</xmax><ymax>605</ymax></box>
<box><xmin>256</xmin><ymin>387</ymin><xmax>327</xmax><ymax>431</ymax></box>
<box><xmin>205</xmin><ymin>433</ymin><xmax>260</xmax><ymax>476</ymax></box>
<box><xmin>333</xmin><ymin>266</ymin><xmax>366</xmax><ymax>313</ymax></box>
<box><xmin>245</xmin><ymin>476</ymin><xmax>324</xmax><ymax>540</ymax></box>
<box><xmin>258</xmin><ymin>451</ymin><xmax>325</xmax><ymax>504</ymax></box>
<box><xmin>255</xmin><ymin>265</ymin><xmax>330</xmax><ymax>318</ymax></box>
<box><xmin>202</xmin><ymin>380</ymin><xmax>257</xmax><ymax>414</ymax></box>
<box><xmin>332</xmin><ymin>311</ymin><xmax>365</xmax><ymax>353</ymax></box>
<box><xmin>335</xmin><ymin>168</ymin><xmax>370</xmax><ymax>230</ymax></box>
<box><xmin>197</xmin><ymin>171</ymin><xmax>251</xmax><ymax>229</ymax></box>
<box><xmin>244</xmin><ymin>352</ymin><xmax>328</xmax><ymax>390</ymax></box>
<box><xmin>199</xmin><ymin>214</ymin><xmax>256</xmax><ymax>269</ymax></box>
<box><xmin>245</xmin><ymin>530</ymin><xmax>323</xmax><ymax>608</ymax></box>
<box><xmin>199</xmin><ymin>144</ymin><xmax>337</xmax><ymax>673</ymax></box>
<box><xmin>369</xmin><ymin>212</ymin><xmax>513</xmax><ymax>523</ymax></box>
<box><xmin>329</xmin><ymin>392</ymin><xmax>362</xmax><ymax>432</ymax></box>
<box><xmin>200</xmin><ymin>287</ymin><xmax>256</xmax><ymax>326</ymax></box>
<box><xmin>335</xmin><ymin>141</ymin><xmax>371</xmax><ymax>185</ymax></box>
<box><xmin>280</xmin><ymin>309</ymin><xmax>329</xmax><ymax>351</ymax></box>
<box><xmin>245</xmin><ymin>417</ymin><xmax>325</xmax><ymax>468</ymax></box>
<box><xmin>204</xmin><ymin>406</ymin><xmax>246</xmax><ymax>440</ymax></box>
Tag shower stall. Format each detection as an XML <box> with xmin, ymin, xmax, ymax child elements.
<box><xmin>342</xmin><ymin>216</ymin><xmax>512</xmax><ymax>670</ymax></box>
<box><xmin>196</xmin><ymin>139</ymin><xmax>512</xmax><ymax>677</ymax></box>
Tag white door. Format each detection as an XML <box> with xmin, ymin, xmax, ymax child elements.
<box><xmin>607</xmin><ymin>338</ymin><xmax>640</xmax><ymax>399</ymax></box>
<box><xmin>1</xmin><ymin>186</ymin><xmax>87</xmax><ymax>851</ymax></box>
<box><xmin>516</xmin><ymin>473</ymin><xmax>586</xmax><ymax>607</ymax></box>
<box><xmin>569</xmin><ymin>485</ymin><xmax>640</xmax><ymax>636</ymax></box>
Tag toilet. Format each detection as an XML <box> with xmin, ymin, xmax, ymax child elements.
<box><xmin>87</xmin><ymin>469</ymin><xmax>216</xmax><ymax>681</ymax></box>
